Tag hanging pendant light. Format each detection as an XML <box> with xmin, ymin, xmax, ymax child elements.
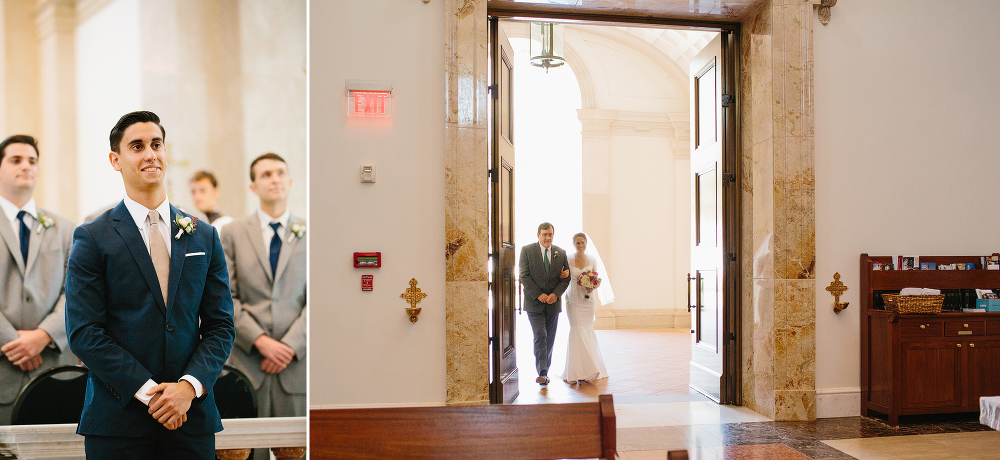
<box><xmin>530</xmin><ymin>23</ymin><xmax>566</xmax><ymax>73</ymax></box>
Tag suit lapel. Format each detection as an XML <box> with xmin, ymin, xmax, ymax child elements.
<box><xmin>245</xmin><ymin>215</ymin><xmax>273</xmax><ymax>283</ymax></box>
<box><xmin>273</xmin><ymin>216</ymin><xmax>299</xmax><ymax>283</ymax></box>
<box><xmin>167</xmin><ymin>206</ymin><xmax>188</xmax><ymax>312</ymax></box>
<box><xmin>111</xmin><ymin>203</ymin><xmax>166</xmax><ymax>313</ymax></box>
<box><xmin>0</xmin><ymin>216</ymin><xmax>24</xmax><ymax>275</ymax></box>
<box><xmin>24</xmin><ymin>211</ymin><xmax>44</xmax><ymax>275</ymax></box>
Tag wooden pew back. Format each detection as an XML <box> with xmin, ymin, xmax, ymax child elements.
<box><xmin>311</xmin><ymin>394</ymin><xmax>616</xmax><ymax>459</ymax></box>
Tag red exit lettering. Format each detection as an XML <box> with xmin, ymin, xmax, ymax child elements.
<box><xmin>350</xmin><ymin>91</ymin><xmax>391</xmax><ymax>117</ymax></box>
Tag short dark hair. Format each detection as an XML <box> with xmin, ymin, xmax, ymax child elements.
<box><xmin>0</xmin><ymin>135</ymin><xmax>39</xmax><ymax>162</ymax></box>
<box><xmin>537</xmin><ymin>222</ymin><xmax>554</xmax><ymax>234</ymax></box>
<box><xmin>249</xmin><ymin>152</ymin><xmax>287</xmax><ymax>181</ymax></box>
<box><xmin>190</xmin><ymin>170</ymin><xmax>218</xmax><ymax>188</ymax></box>
<box><xmin>109</xmin><ymin>111</ymin><xmax>165</xmax><ymax>153</ymax></box>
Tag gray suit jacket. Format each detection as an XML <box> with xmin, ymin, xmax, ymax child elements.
<box><xmin>220</xmin><ymin>214</ymin><xmax>306</xmax><ymax>394</ymax></box>
<box><xmin>0</xmin><ymin>208</ymin><xmax>77</xmax><ymax>404</ymax></box>
<box><xmin>518</xmin><ymin>242</ymin><xmax>570</xmax><ymax>314</ymax></box>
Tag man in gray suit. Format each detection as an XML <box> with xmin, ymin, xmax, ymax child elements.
<box><xmin>519</xmin><ymin>222</ymin><xmax>570</xmax><ymax>385</ymax></box>
<box><xmin>221</xmin><ymin>153</ymin><xmax>305</xmax><ymax>458</ymax></box>
<box><xmin>0</xmin><ymin>135</ymin><xmax>76</xmax><ymax>423</ymax></box>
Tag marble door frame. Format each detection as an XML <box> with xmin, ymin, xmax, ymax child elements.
<box><xmin>444</xmin><ymin>0</ymin><xmax>818</xmax><ymax>421</ymax></box>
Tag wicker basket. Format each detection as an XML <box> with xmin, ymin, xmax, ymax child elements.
<box><xmin>881</xmin><ymin>294</ymin><xmax>944</xmax><ymax>314</ymax></box>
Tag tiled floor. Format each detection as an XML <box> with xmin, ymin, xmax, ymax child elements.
<box><xmin>511</xmin><ymin>313</ymin><xmax>998</xmax><ymax>459</ymax></box>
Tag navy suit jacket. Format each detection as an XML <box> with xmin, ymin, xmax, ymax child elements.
<box><xmin>65</xmin><ymin>202</ymin><xmax>235</xmax><ymax>437</ymax></box>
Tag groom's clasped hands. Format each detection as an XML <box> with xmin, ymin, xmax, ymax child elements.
<box><xmin>146</xmin><ymin>381</ymin><xmax>197</xmax><ymax>430</ymax></box>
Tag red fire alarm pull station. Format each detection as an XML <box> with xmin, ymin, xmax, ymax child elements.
<box><xmin>361</xmin><ymin>275</ymin><xmax>373</xmax><ymax>291</ymax></box>
<box><xmin>354</xmin><ymin>252</ymin><xmax>381</xmax><ymax>268</ymax></box>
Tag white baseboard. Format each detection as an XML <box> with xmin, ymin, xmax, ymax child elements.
<box><xmin>816</xmin><ymin>387</ymin><xmax>860</xmax><ymax>418</ymax></box>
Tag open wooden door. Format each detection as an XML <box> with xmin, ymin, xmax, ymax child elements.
<box><xmin>689</xmin><ymin>32</ymin><xmax>740</xmax><ymax>404</ymax></box>
<box><xmin>489</xmin><ymin>17</ymin><xmax>518</xmax><ymax>404</ymax></box>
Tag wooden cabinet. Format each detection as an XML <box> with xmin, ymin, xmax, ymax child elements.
<box><xmin>860</xmin><ymin>254</ymin><xmax>1000</xmax><ymax>425</ymax></box>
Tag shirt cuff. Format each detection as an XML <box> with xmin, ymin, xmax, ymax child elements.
<box><xmin>180</xmin><ymin>375</ymin><xmax>204</xmax><ymax>398</ymax></box>
<box><xmin>134</xmin><ymin>379</ymin><xmax>158</xmax><ymax>406</ymax></box>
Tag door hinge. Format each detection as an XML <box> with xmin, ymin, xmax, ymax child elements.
<box><xmin>726</xmin><ymin>253</ymin><xmax>737</xmax><ymax>262</ymax></box>
<box><xmin>723</xmin><ymin>172</ymin><xmax>736</xmax><ymax>184</ymax></box>
<box><xmin>729</xmin><ymin>332</ymin><xmax>736</xmax><ymax>342</ymax></box>
<box><xmin>489</xmin><ymin>168</ymin><xmax>498</xmax><ymax>182</ymax></box>
<box><xmin>488</xmin><ymin>84</ymin><xmax>499</xmax><ymax>99</ymax></box>
<box><xmin>721</xmin><ymin>94</ymin><xmax>735</xmax><ymax>107</ymax></box>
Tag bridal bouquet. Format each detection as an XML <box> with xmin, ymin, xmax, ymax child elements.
<box><xmin>577</xmin><ymin>270</ymin><xmax>601</xmax><ymax>299</ymax></box>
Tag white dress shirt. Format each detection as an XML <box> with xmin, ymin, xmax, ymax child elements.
<box><xmin>122</xmin><ymin>196</ymin><xmax>205</xmax><ymax>404</ymax></box>
<box><xmin>257</xmin><ymin>207</ymin><xmax>290</xmax><ymax>253</ymax></box>
<box><xmin>0</xmin><ymin>195</ymin><xmax>37</xmax><ymax>244</ymax></box>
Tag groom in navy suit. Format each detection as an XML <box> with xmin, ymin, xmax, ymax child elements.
<box><xmin>65</xmin><ymin>111</ymin><xmax>235</xmax><ymax>459</ymax></box>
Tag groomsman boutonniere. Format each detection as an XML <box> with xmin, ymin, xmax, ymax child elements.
<box><xmin>174</xmin><ymin>215</ymin><xmax>198</xmax><ymax>240</ymax></box>
<box><xmin>290</xmin><ymin>222</ymin><xmax>306</xmax><ymax>239</ymax></box>
<box><xmin>36</xmin><ymin>212</ymin><xmax>54</xmax><ymax>234</ymax></box>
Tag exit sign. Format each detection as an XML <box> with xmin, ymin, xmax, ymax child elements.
<box><xmin>348</xmin><ymin>90</ymin><xmax>391</xmax><ymax>118</ymax></box>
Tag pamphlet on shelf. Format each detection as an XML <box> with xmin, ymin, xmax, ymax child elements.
<box><xmin>900</xmin><ymin>256</ymin><xmax>918</xmax><ymax>270</ymax></box>
<box><xmin>920</xmin><ymin>262</ymin><xmax>937</xmax><ymax>270</ymax></box>
<box><xmin>963</xmin><ymin>308</ymin><xmax>988</xmax><ymax>312</ymax></box>
<box><xmin>988</xmin><ymin>255</ymin><xmax>1000</xmax><ymax>270</ymax></box>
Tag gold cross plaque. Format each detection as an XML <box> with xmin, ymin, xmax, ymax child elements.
<box><xmin>826</xmin><ymin>272</ymin><xmax>850</xmax><ymax>314</ymax></box>
<box><xmin>400</xmin><ymin>278</ymin><xmax>427</xmax><ymax>323</ymax></box>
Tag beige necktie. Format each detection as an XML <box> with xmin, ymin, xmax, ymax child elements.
<box><xmin>148</xmin><ymin>210</ymin><xmax>170</xmax><ymax>304</ymax></box>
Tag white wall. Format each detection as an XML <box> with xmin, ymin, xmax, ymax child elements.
<box><xmin>814</xmin><ymin>0</ymin><xmax>1000</xmax><ymax>417</ymax></box>
<box><xmin>312</xmin><ymin>0</ymin><xmax>446</xmax><ymax>408</ymax></box>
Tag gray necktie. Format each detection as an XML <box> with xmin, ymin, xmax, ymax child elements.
<box><xmin>148</xmin><ymin>210</ymin><xmax>170</xmax><ymax>305</ymax></box>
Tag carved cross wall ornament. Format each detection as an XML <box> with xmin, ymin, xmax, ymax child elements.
<box><xmin>400</xmin><ymin>278</ymin><xmax>427</xmax><ymax>323</ymax></box>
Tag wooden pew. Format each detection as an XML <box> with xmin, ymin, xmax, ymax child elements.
<box><xmin>310</xmin><ymin>393</ymin><xmax>617</xmax><ymax>459</ymax></box>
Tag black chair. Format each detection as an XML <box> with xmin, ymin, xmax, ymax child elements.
<box><xmin>214</xmin><ymin>364</ymin><xmax>257</xmax><ymax>419</ymax></box>
<box><xmin>10</xmin><ymin>365</ymin><xmax>89</xmax><ymax>425</ymax></box>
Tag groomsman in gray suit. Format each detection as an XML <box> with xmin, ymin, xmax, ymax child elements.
<box><xmin>0</xmin><ymin>135</ymin><xmax>77</xmax><ymax>423</ymax></box>
<box><xmin>221</xmin><ymin>153</ymin><xmax>305</xmax><ymax>458</ymax></box>
<box><xmin>519</xmin><ymin>222</ymin><xmax>570</xmax><ymax>385</ymax></box>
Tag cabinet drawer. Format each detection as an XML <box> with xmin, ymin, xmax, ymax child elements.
<box><xmin>945</xmin><ymin>320</ymin><xmax>985</xmax><ymax>337</ymax></box>
<box><xmin>901</xmin><ymin>321</ymin><xmax>943</xmax><ymax>338</ymax></box>
<box><xmin>987</xmin><ymin>320</ymin><xmax>1000</xmax><ymax>336</ymax></box>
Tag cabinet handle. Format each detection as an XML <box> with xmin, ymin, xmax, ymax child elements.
<box><xmin>957</xmin><ymin>343</ymin><xmax>962</xmax><ymax>347</ymax></box>
<box><xmin>970</xmin><ymin>343</ymin><xmax>975</xmax><ymax>348</ymax></box>
<box><xmin>920</xmin><ymin>325</ymin><xmax>926</xmax><ymax>329</ymax></box>
<box><xmin>964</xmin><ymin>323</ymin><xmax>969</xmax><ymax>328</ymax></box>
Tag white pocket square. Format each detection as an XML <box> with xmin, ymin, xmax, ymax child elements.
<box><xmin>185</xmin><ymin>252</ymin><xmax>206</xmax><ymax>257</ymax></box>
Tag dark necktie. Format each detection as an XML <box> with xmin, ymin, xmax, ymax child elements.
<box><xmin>269</xmin><ymin>222</ymin><xmax>282</xmax><ymax>277</ymax></box>
<box><xmin>16</xmin><ymin>210</ymin><xmax>29</xmax><ymax>265</ymax></box>
<box><xmin>543</xmin><ymin>247</ymin><xmax>550</xmax><ymax>275</ymax></box>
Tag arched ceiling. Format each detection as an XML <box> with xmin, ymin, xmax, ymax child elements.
<box><xmin>502</xmin><ymin>21</ymin><xmax>715</xmax><ymax>109</ymax></box>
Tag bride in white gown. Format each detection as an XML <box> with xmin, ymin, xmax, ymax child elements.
<box><xmin>562</xmin><ymin>232</ymin><xmax>614</xmax><ymax>383</ymax></box>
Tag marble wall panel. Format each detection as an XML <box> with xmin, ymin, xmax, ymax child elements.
<box><xmin>777</xmin><ymin>136</ymin><xmax>815</xmax><ymax>280</ymax></box>
<box><xmin>775</xmin><ymin>389</ymin><xmax>817</xmax><ymax>420</ymax></box>
<box><xmin>445</xmin><ymin>280</ymin><xmax>490</xmax><ymax>405</ymax></box>
<box><xmin>775</xmin><ymin>279</ymin><xmax>816</xmax><ymax>390</ymax></box>
<box><xmin>445</xmin><ymin>0</ymin><xmax>490</xmax><ymax>406</ymax></box>
<box><xmin>445</xmin><ymin>125</ymin><xmax>490</xmax><ymax>282</ymax></box>
<box><xmin>445</xmin><ymin>0</ymin><xmax>488</xmax><ymax>127</ymax></box>
<box><xmin>777</xmin><ymin>3</ymin><xmax>814</xmax><ymax>138</ymax></box>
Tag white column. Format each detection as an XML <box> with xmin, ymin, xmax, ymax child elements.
<box><xmin>36</xmin><ymin>0</ymin><xmax>77</xmax><ymax>220</ymax></box>
<box><xmin>578</xmin><ymin>108</ymin><xmax>616</xmax><ymax>328</ymax></box>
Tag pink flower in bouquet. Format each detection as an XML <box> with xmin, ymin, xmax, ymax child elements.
<box><xmin>577</xmin><ymin>269</ymin><xmax>602</xmax><ymax>299</ymax></box>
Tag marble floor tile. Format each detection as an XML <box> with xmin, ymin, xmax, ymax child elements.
<box><xmin>822</xmin><ymin>431</ymin><xmax>1000</xmax><ymax>460</ymax></box>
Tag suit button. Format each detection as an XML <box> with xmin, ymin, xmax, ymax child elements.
<box><xmin>166</xmin><ymin>324</ymin><xmax>174</xmax><ymax>332</ymax></box>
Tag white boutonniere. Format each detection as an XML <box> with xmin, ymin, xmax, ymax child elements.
<box><xmin>36</xmin><ymin>212</ymin><xmax>54</xmax><ymax>234</ymax></box>
<box><xmin>174</xmin><ymin>215</ymin><xmax>198</xmax><ymax>239</ymax></box>
<box><xmin>553</xmin><ymin>250</ymin><xmax>559</xmax><ymax>257</ymax></box>
<box><xmin>290</xmin><ymin>222</ymin><xmax>306</xmax><ymax>239</ymax></box>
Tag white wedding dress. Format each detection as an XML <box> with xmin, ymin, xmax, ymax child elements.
<box><xmin>562</xmin><ymin>254</ymin><xmax>608</xmax><ymax>383</ymax></box>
